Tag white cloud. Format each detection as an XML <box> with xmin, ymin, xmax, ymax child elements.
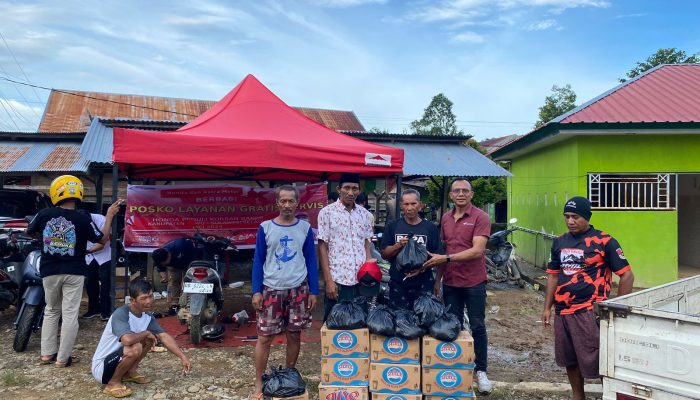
<box><xmin>526</xmin><ymin>19</ymin><xmax>558</xmax><ymax>31</ymax></box>
<box><xmin>614</xmin><ymin>13</ymin><xmax>647</xmax><ymax>19</ymax></box>
<box><xmin>452</xmin><ymin>31</ymin><xmax>486</xmax><ymax>43</ymax></box>
<box><xmin>305</xmin><ymin>0</ymin><xmax>387</xmax><ymax>7</ymax></box>
<box><xmin>0</xmin><ymin>99</ymin><xmax>43</xmax><ymax>131</ymax></box>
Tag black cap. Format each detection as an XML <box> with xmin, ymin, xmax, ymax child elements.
<box><xmin>564</xmin><ymin>196</ymin><xmax>592</xmax><ymax>221</ymax></box>
<box><xmin>339</xmin><ymin>172</ymin><xmax>360</xmax><ymax>186</ymax></box>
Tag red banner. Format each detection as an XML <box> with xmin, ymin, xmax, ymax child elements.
<box><xmin>123</xmin><ymin>183</ymin><xmax>327</xmax><ymax>251</ymax></box>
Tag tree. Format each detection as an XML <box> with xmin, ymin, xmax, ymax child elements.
<box><xmin>534</xmin><ymin>84</ymin><xmax>577</xmax><ymax>129</ymax></box>
<box><xmin>410</xmin><ymin>93</ymin><xmax>465</xmax><ymax>136</ymax></box>
<box><xmin>620</xmin><ymin>47</ymin><xmax>700</xmax><ymax>82</ymax></box>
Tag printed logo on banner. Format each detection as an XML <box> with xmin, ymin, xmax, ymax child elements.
<box><xmin>383</xmin><ymin>366</ymin><xmax>408</xmax><ymax>386</ymax></box>
<box><xmin>436</xmin><ymin>370</ymin><xmax>461</xmax><ymax>388</ymax></box>
<box><xmin>383</xmin><ymin>337</ymin><xmax>407</xmax><ymax>355</ymax></box>
<box><xmin>334</xmin><ymin>360</ymin><xmax>358</xmax><ymax>378</ymax></box>
<box><xmin>365</xmin><ymin>153</ymin><xmax>392</xmax><ymax>167</ymax></box>
<box><xmin>437</xmin><ymin>342</ymin><xmax>461</xmax><ymax>360</ymax></box>
<box><xmin>333</xmin><ymin>331</ymin><xmax>357</xmax><ymax>350</ymax></box>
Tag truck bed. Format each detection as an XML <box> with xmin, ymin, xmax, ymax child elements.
<box><xmin>597</xmin><ymin>275</ymin><xmax>700</xmax><ymax>399</ymax></box>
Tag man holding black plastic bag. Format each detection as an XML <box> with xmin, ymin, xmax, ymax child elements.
<box><xmin>380</xmin><ymin>189</ymin><xmax>441</xmax><ymax>309</ymax></box>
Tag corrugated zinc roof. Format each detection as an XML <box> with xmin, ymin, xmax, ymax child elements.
<box><xmin>0</xmin><ymin>142</ymin><xmax>89</xmax><ymax>173</ymax></box>
<box><xmin>80</xmin><ymin>118</ymin><xmax>114</xmax><ymax>164</ymax></box>
<box><xmin>556</xmin><ymin>64</ymin><xmax>700</xmax><ymax>124</ymax></box>
<box><xmin>375</xmin><ymin>141</ymin><xmax>511</xmax><ymax>177</ymax></box>
<box><xmin>39</xmin><ymin>90</ymin><xmax>366</xmax><ymax>132</ymax></box>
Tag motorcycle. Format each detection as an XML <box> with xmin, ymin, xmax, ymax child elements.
<box><xmin>3</xmin><ymin>234</ymin><xmax>44</xmax><ymax>352</ymax></box>
<box><xmin>177</xmin><ymin>233</ymin><xmax>234</xmax><ymax>344</ymax></box>
<box><xmin>485</xmin><ymin>218</ymin><xmax>525</xmax><ymax>288</ymax></box>
<box><xmin>0</xmin><ymin>233</ymin><xmax>21</xmax><ymax>310</ymax></box>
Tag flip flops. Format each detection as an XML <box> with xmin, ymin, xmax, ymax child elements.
<box><xmin>122</xmin><ymin>374</ymin><xmax>152</xmax><ymax>384</ymax></box>
<box><xmin>38</xmin><ymin>353</ymin><xmax>57</xmax><ymax>365</ymax></box>
<box><xmin>103</xmin><ymin>385</ymin><xmax>132</xmax><ymax>398</ymax></box>
<box><xmin>249</xmin><ymin>393</ymin><xmax>264</xmax><ymax>400</ymax></box>
<box><xmin>55</xmin><ymin>355</ymin><xmax>80</xmax><ymax>368</ymax></box>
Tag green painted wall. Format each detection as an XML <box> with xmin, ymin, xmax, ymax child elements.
<box><xmin>508</xmin><ymin>134</ymin><xmax>700</xmax><ymax>287</ymax></box>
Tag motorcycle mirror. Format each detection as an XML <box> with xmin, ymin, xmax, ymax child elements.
<box><xmin>509</xmin><ymin>218</ymin><xmax>518</xmax><ymax>224</ymax></box>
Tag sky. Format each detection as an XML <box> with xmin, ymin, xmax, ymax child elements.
<box><xmin>0</xmin><ymin>0</ymin><xmax>699</xmax><ymax>139</ymax></box>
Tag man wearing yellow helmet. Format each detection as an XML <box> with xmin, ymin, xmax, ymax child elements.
<box><xmin>27</xmin><ymin>175</ymin><xmax>123</xmax><ymax>367</ymax></box>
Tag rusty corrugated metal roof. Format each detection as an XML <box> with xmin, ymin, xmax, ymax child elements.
<box><xmin>0</xmin><ymin>142</ymin><xmax>89</xmax><ymax>173</ymax></box>
<box><xmin>557</xmin><ymin>64</ymin><xmax>700</xmax><ymax>124</ymax></box>
<box><xmin>39</xmin><ymin>90</ymin><xmax>366</xmax><ymax>132</ymax></box>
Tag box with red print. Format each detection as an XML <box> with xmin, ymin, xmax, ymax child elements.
<box><xmin>318</xmin><ymin>385</ymin><xmax>369</xmax><ymax>400</ymax></box>
<box><xmin>422</xmin><ymin>368</ymin><xmax>475</xmax><ymax>397</ymax></box>
<box><xmin>370</xmin><ymin>334</ymin><xmax>420</xmax><ymax>364</ymax></box>
<box><xmin>321</xmin><ymin>357</ymin><xmax>370</xmax><ymax>386</ymax></box>
<box><xmin>422</xmin><ymin>331</ymin><xmax>475</xmax><ymax>369</ymax></box>
<box><xmin>369</xmin><ymin>363</ymin><xmax>421</xmax><ymax>394</ymax></box>
<box><xmin>321</xmin><ymin>325</ymin><xmax>370</xmax><ymax>358</ymax></box>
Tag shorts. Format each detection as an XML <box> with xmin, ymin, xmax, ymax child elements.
<box><xmin>101</xmin><ymin>347</ymin><xmax>124</xmax><ymax>384</ymax></box>
<box><xmin>554</xmin><ymin>310</ymin><xmax>601</xmax><ymax>378</ymax></box>
<box><xmin>257</xmin><ymin>282</ymin><xmax>311</xmax><ymax>336</ymax></box>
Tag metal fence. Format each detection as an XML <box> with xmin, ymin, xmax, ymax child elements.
<box><xmin>512</xmin><ymin>225</ymin><xmax>557</xmax><ymax>270</ymax></box>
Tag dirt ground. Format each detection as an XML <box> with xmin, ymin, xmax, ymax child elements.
<box><xmin>0</xmin><ymin>268</ymin><xmax>601</xmax><ymax>400</ymax></box>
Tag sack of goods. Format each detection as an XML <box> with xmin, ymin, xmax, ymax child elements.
<box><xmin>262</xmin><ymin>366</ymin><xmax>306</xmax><ymax>398</ymax></box>
<box><xmin>428</xmin><ymin>309</ymin><xmax>461</xmax><ymax>342</ymax></box>
<box><xmin>393</xmin><ymin>309</ymin><xmax>425</xmax><ymax>339</ymax></box>
<box><xmin>366</xmin><ymin>305</ymin><xmax>395</xmax><ymax>336</ymax></box>
<box><xmin>326</xmin><ymin>299</ymin><xmax>367</xmax><ymax>330</ymax></box>
<box><xmin>413</xmin><ymin>293</ymin><xmax>445</xmax><ymax>329</ymax></box>
<box><xmin>396</xmin><ymin>233</ymin><xmax>428</xmax><ymax>273</ymax></box>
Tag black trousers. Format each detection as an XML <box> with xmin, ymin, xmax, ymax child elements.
<box><xmin>85</xmin><ymin>259</ymin><xmax>111</xmax><ymax>317</ymax></box>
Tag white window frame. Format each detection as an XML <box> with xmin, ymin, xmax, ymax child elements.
<box><xmin>588</xmin><ymin>173</ymin><xmax>676</xmax><ymax>210</ymax></box>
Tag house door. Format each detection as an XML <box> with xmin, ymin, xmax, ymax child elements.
<box><xmin>678</xmin><ymin>174</ymin><xmax>700</xmax><ymax>278</ymax></box>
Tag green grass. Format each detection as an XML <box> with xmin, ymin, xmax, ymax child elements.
<box><xmin>1</xmin><ymin>369</ymin><xmax>30</xmax><ymax>387</ymax></box>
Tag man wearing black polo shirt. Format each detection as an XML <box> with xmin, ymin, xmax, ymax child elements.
<box><xmin>542</xmin><ymin>196</ymin><xmax>634</xmax><ymax>400</ymax></box>
<box><xmin>380</xmin><ymin>189</ymin><xmax>441</xmax><ymax>309</ymax></box>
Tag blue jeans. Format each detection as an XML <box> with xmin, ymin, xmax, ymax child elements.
<box><xmin>443</xmin><ymin>282</ymin><xmax>488</xmax><ymax>372</ymax></box>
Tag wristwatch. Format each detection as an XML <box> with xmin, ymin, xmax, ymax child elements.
<box><xmin>445</xmin><ymin>254</ymin><xmax>451</xmax><ymax>263</ymax></box>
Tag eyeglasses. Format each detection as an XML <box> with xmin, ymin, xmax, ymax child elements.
<box><xmin>451</xmin><ymin>189</ymin><xmax>472</xmax><ymax>194</ymax></box>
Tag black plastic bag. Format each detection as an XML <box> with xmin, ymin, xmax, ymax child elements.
<box><xmin>413</xmin><ymin>293</ymin><xmax>445</xmax><ymax>329</ymax></box>
<box><xmin>396</xmin><ymin>233</ymin><xmax>429</xmax><ymax>273</ymax></box>
<box><xmin>429</xmin><ymin>310</ymin><xmax>461</xmax><ymax>341</ymax></box>
<box><xmin>394</xmin><ymin>308</ymin><xmax>425</xmax><ymax>339</ymax></box>
<box><xmin>367</xmin><ymin>305</ymin><xmax>395</xmax><ymax>336</ymax></box>
<box><xmin>262</xmin><ymin>366</ymin><xmax>306</xmax><ymax>398</ymax></box>
<box><xmin>326</xmin><ymin>299</ymin><xmax>367</xmax><ymax>329</ymax></box>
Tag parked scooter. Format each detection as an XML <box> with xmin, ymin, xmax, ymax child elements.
<box><xmin>485</xmin><ymin>218</ymin><xmax>525</xmax><ymax>287</ymax></box>
<box><xmin>177</xmin><ymin>233</ymin><xmax>234</xmax><ymax>344</ymax></box>
<box><xmin>0</xmin><ymin>234</ymin><xmax>21</xmax><ymax>310</ymax></box>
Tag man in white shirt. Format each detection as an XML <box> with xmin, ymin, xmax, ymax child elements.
<box><xmin>83</xmin><ymin>212</ymin><xmax>113</xmax><ymax>321</ymax></box>
<box><xmin>92</xmin><ymin>280</ymin><xmax>191</xmax><ymax>398</ymax></box>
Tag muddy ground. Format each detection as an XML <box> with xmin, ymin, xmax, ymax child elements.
<box><xmin>0</xmin><ymin>264</ymin><xmax>601</xmax><ymax>400</ymax></box>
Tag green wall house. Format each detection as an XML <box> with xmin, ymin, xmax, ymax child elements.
<box><xmin>492</xmin><ymin>64</ymin><xmax>700</xmax><ymax>288</ymax></box>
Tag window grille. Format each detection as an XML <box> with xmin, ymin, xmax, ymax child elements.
<box><xmin>588</xmin><ymin>173</ymin><xmax>676</xmax><ymax>210</ymax></box>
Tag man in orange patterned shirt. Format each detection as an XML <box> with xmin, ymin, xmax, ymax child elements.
<box><xmin>542</xmin><ymin>196</ymin><xmax>634</xmax><ymax>400</ymax></box>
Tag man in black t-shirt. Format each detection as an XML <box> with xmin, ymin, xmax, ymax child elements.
<box><xmin>152</xmin><ymin>237</ymin><xmax>198</xmax><ymax>313</ymax></box>
<box><xmin>380</xmin><ymin>189</ymin><xmax>441</xmax><ymax>309</ymax></box>
<box><xmin>27</xmin><ymin>175</ymin><xmax>122</xmax><ymax>367</ymax></box>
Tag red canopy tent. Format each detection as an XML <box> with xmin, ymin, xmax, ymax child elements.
<box><xmin>112</xmin><ymin>74</ymin><xmax>403</xmax><ymax>180</ymax></box>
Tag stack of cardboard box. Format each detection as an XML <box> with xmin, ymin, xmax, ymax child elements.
<box><xmin>369</xmin><ymin>334</ymin><xmax>422</xmax><ymax>400</ymax></box>
<box><xmin>319</xmin><ymin>325</ymin><xmax>371</xmax><ymax>400</ymax></box>
<box><xmin>422</xmin><ymin>331</ymin><xmax>476</xmax><ymax>399</ymax></box>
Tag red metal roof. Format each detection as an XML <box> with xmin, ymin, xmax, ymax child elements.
<box><xmin>39</xmin><ymin>90</ymin><xmax>365</xmax><ymax>132</ymax></box>
<box><xmin>560</xmin><ymin>64</ymin><xmax>700</xmax><ymax>124</ymax></box>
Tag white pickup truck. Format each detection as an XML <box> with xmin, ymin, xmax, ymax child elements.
<box><xmin>596</xmin><ymin>274</ymin><xmax>700</xmax><ymax>400</ymax></box>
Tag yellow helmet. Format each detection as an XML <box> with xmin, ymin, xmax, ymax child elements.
<box><xmin>49</xmin><ymin>175</ymin><xmax>84</xmax><ymax>205</ymax></box>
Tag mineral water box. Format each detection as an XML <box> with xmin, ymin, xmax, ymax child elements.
<box><xmin>370</xmin><ymin>334</ymin><xmax>420</xmax><ymax>364</ymax></box>
<box><xmin>321</xmin><ymin>325</ymin><xmax>370</xmax><ymax>358</ymax></box>
<box><xmin>321</xmin><ymin>357</ymin><xmax>370</xmax><ymax>386</ymax></box>
<box><xmin>371</xmin><ymin>393</ymin><xmax>423</xmax><ymax>400</ymax></box>
<box><xmin>422</xmin><ymin>368</ymin><xmax>475</xmax><ymax>397</ymax></box>
<box><xmin>424</xmin><ymin>395</ymin><xmax>476</xmax><ymax>400</ymax></box>
<box><xmin>318</xmin><ymin>385</ymin><xmax>369</xmax><ymax>400</ymax></box>
<box><xmin>273</xmin><ymin>392</ymin><xmax>309</xmax><ymax>400</ymax></box>
<box><xmin>369</xmin><ymin>362</ymin><xmax>421</xmax><ymax>394</ymax></box>
<box><xmin>422</xmin><ymin>331</ymin><xmax>475</xmax><ymax>369</ymax></box>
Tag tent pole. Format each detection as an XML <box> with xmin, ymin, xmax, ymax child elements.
<box><xmin>110</xmin><ymin>163</ymin><xmax>118</xmax><ymax>313</ymax></box>
<box><xmin>95</xmin><ymin>173</ymin><xmax>104</xmax><ymax>212</ymax></box>
<box><xmin>394</xmin><ymin>173</ymin><xmax>402</xmax><ymax>220</ymax></box>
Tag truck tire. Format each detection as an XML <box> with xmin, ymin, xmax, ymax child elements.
<box><xmin>14</xmin><ymin>304</ymin><xmax>40</xmax><ymax>352</ymax></box>
<box><xmin>190</xmin><ymin>312</ymin><xmax>202</xmax><ymax>344</ymax></box>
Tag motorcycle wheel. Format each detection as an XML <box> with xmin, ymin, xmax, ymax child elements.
<box><xmin>190</xmin><ymin>312</ymin><xmax>202</xmax><ymax>344</ymax></box>
<box><xmin>14</xmin><ymin>304</ymin><xmax>41</xmax><ymax>352</ymax></box>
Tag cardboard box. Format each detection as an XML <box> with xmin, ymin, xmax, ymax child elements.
<box><xmin>273</xmin><ymin>392</ymin><xmax>309</xmax><ymax>400</ymax></box>
<box><xmin>425</xmin><ymin>396</ymin><xmax>476</xmax><ymax>400</ymax></box>
<box><xmin>370</xmin><ymin>334</ymin><xmax>420</xmax><ymax>364</ymax></box>
<box><xmin>422</xmin><ymin>368</ymin><xmax>474</xmax><ymax>397</ymax></box>
<box><xmin>422</xmin><ymin>331</ymin><xmax>475</xmax><ymax>369</ymax></box>
<box><xmin>371</xmin><ymin>393</ymin><xmax>423</xmax><ymax>400</ymax></box>
<box><xmin>321</xmin><ymin>325</ymin><xmax>370</xmax><ymax>358</ymax></box>
<box><xmin>321</xmin><ymin>357</ymin><xmax>370</xmax><ymax>386</ymax></box>
<box><xmin>318</xmin><ymin>385</ymin><xmax>369</xmax><ymax>400</ymax></box>
<box><xmin>369</xmin><ymin>362</ymin><xmax>421</xmax><ymax>394</ymax></box>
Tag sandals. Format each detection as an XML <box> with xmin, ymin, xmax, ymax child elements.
<box><xmin>122</xmin><ymin>374</ymin><xmax>152</xmax><ymax>384</ymax></box>
<box><xmin>38</xmin><ymin>353</ymin><xmax>57</xmax><ymax>365</ymax></box>
<box><xmin>249</xmin><ymin>392</ymin><xmax>264</xmax><ymax>400</ymax></box>
<box><xmin>103</xmin><ymin>385</ymin><xmax>133</xmax><ymax>398</ymax></box>
<box><xmin>55</xmin><ymin>355</ymin><xmax>80</xmax><ymax>368</ymax></box>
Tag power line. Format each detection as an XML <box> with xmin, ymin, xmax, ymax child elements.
<box><xmin>0</xmin><ymin>31</ymin><xmax>44</xmax><ymax>104</ymax></box>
